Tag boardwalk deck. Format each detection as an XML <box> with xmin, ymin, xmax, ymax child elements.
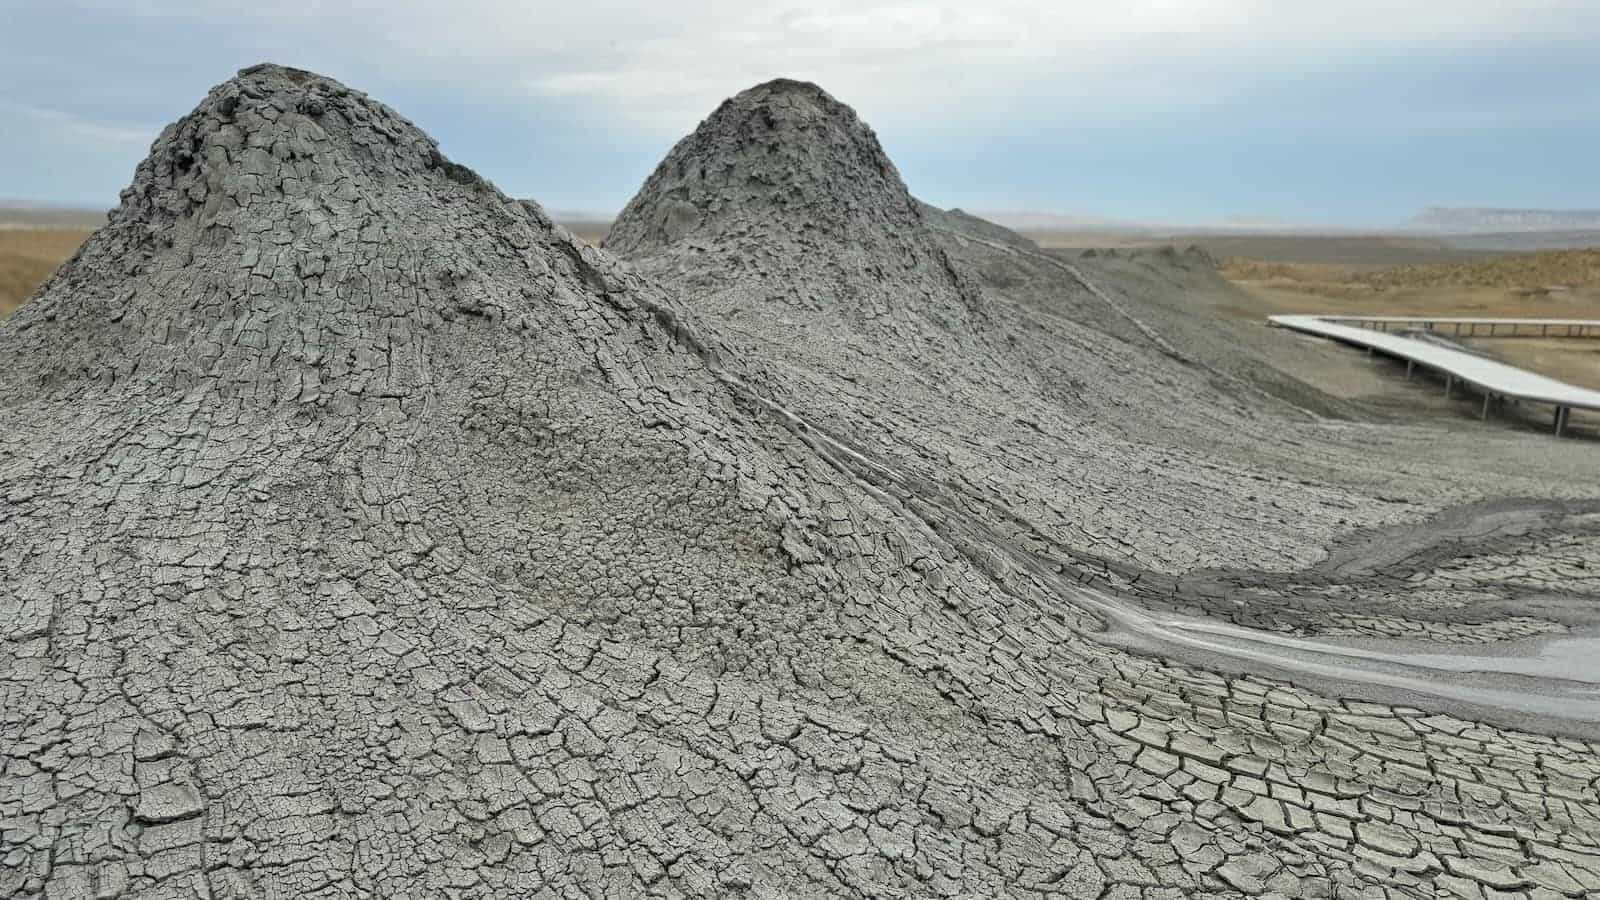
<box><xmin>1268</xmin><ymin>314</ymin><xmax>1600</xmax><ymax>436</ymax></box>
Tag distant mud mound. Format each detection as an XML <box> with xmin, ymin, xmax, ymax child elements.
<box><xmin>915</xmin><ymin>200</ymin><xmax>1039</xmax><ymax>252</ymax></box>
<box><xmin>607</xmin><ymin>79</ymin><xmax>983</xmax><ymax>337</ymax></box>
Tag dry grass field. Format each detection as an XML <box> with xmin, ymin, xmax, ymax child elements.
<box><xmin>1222</xmin><ymin>248</ymin><xmax>1600</xmax><ymax>296</ymax></box>
<box><xmin>0</xmin><ymin>228</ymin><xmax>90</xmax><ymax>318</ymax></box>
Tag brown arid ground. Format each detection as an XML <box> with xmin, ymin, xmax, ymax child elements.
<box><xmin>0</xmin><ymin>228</ymin><xmax>91</xmax><ymax>318</ymax></box>
<box><xmin>1223</xmin><ymin>247</ymin><xmax>1600</xmax><ymax>296</ymax></box>
<box><xmin>1219</xmin><ymin>248</ymin><xmax>1600</xmax><ymax>393</ymax></box>
<box><xmin>560</xmin><ymin>219</ymin><xmax>611</xmax><ymax>246</ymax></box>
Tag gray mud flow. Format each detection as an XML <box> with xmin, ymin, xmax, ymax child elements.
<box><xmin>744</xmin><ymin>379</ymin><xmax>1600</xmax><ymax>738</ymax></box>
<box><xmin>1079</xmin><ymin>587</ymin><xmax>1600</xmax><ymax>739</ymax></box>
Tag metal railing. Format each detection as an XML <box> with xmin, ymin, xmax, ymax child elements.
<box><xmin>1323</xmin><ymin>316</ymin><xmax>1600</xmax><ymax>339</ymax></box>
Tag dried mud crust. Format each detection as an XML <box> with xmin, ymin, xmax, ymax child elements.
<box><xmin>612</xmin><ymin>78</ymin><xmax>1600</xmax><ymax>895</ymax></box>
<box><xmin>1</xmin><ymin>66</ymin><xmax>1598</xmax><ymax>899</ymax></box>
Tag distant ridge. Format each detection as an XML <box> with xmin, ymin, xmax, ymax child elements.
<box><xmin>0</xmin><ymin>202</ymin><xmax>107</xmax><ymax>229</ymax></box>
<box><xmin>1407</xmin><ymin>207</ymin><xmax>1600</xmax><ymax>233</ymax></box>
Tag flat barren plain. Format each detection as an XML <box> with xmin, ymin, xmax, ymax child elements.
<box><xmin>0</xmin><ymin>228</ymin><xmax>91</xmax><ymax>318</ymax></box>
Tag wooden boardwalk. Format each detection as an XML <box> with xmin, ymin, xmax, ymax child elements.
<box><xmin>1269</xmin><ymin>315</ymin><xmax>1600</xmax><ymax>436</ymax></box>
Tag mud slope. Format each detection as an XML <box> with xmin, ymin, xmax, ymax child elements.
<box><xmin>611</xmin><ymin>80</ymin><xmax>1599</xmax><ymax>584</ymax></box>
<box><xmin>5</xmin><ymin>67</ymin><xmax>1600</xmax><ymax>900</ymax></box>
<box><xmin>0</xmin><ymin>64</ymin><xmax>1062</xmax><ymax>897</ymax></box>
<box><xmin>608</xmin><ymin>81</ymin><xmax>1291</xmax><ymax>577</ymax></box>
<box><xmin>606</xmin><ymin>79</ymin><xmax>1600</xmax><ymax>896</ymax></box>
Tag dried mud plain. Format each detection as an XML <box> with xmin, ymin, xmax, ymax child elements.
<box><xmin>3</xmin><ymin>68</ymin><xmax>1600</xmax><ymax>899</ymax></box>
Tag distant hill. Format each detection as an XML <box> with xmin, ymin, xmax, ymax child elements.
<box><xmin>975</xmin><ymin>210</ymin><xmax>1141</xmax><ymax>230</ymax></box>
<box><xmin>0</xmin><ymin>203</ymin><xmax>107</xmax><ymax>229</ymax></box>
<box><xmin>1407</xmin><ymin>207</ymin><xmax>1600</xmax><ymax>233</ymax></box>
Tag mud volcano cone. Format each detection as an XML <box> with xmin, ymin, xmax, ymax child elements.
<box><xmin>607</xmin><ymin>79</ymin><xmax>984</xmax><ymax>338</ymax></box>
<box><xmin>0</xmin><ymin>63</ymin><xmax>898</xmax><ymax>896</ymax></box>
<box><xmin>7</xmin><ymin>64</ymin><xmax>711</xmax><ymax>405</ymax></box>
<box><xmin>2</xmin><ymin>63</ymin><xmax>1144</xmax><ymax>900</ymax></box>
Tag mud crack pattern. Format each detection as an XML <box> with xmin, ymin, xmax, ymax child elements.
<box><xmin>2</xmin><ymin>67</ymin><xmax>1597</xmax><ymax>898</ymax></box>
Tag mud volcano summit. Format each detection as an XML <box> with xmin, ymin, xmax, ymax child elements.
<box><xmin>5</xmin><ymin>65</ymin><xmax>1600</xmax><ymax>899</ymax></box>
<box><xmin>606</xmin><ymin>78</ymin><xmax>985</xmax><ymax>341</ymax></box>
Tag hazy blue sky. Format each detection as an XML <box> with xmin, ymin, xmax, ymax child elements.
<box><xmin>4</xmin><ymin>1</ymin><xmax>1599</xmax><ymax>226</ymax></box>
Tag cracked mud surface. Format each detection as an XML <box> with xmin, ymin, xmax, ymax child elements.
<box><xmin>3</xmin><ymin>68</ymin><xmax>1598</xmax><ymax>898</ymax></box>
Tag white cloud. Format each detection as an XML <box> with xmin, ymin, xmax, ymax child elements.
<box><xmin>38</xmin><ymin>0</ymin><xmax>1600</xmax><ymax>134</ymax></box>
<box><xmin>0</xmin><ymin>99</ymin><xmax>155</xmax><ymax>146</ymax></box>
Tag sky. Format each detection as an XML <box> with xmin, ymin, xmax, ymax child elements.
<box><xmin>3</xmin><ymin>0</ymin><xmax>1600</xmax><ymax>227</ymax></box>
